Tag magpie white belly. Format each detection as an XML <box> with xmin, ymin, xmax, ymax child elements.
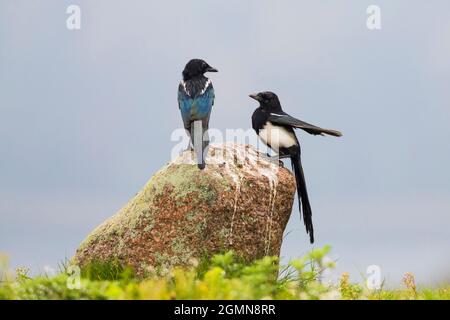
<box><xmin>258</xmin><ymin>122</ymin><xmax>296</xmax><ymax>151</ymax></box>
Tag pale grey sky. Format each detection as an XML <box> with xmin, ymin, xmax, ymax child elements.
<box><xmin>1</xmin><ymin>0</ymin><xmax>450</xmax><ymax>285</ymax></box>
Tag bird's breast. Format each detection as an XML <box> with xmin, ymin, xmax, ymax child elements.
<box><xmin>258</xmin><ymin>122</ymin><xmax>297</xmax><ymax>151</ymax></box>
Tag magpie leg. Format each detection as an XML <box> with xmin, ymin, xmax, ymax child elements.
<box><xmin>257</xmin><ymin>152</ymin><xmax>286</xmax><ymax>167</ymax></box>
<box><xmin>268</xmin><ymin>153</ymin><xmax>290</xmax><ymax>160</ymax></box>
<box><xmin>180</xmin><ymin>127</ymin><xmax>194</xmax><ymax>154</ymax></box>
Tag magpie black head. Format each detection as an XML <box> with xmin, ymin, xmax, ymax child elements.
<box><xmin>249</xmin><ymin>91</ymin><xmax>282</xmax><ymax>110</ymax></box>
<box><xmin>182</xmin><ymin>59</ymin><xmax>218</xmax><ymax>81</ymax></box>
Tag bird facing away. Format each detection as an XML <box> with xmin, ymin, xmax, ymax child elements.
<box><xmin>250</xmin><ymin>91</ymin><xmax>342</xmax><ymax>243</ymax></box>
<box><xmin>178</xmin><ymin>59</ymin><xmax>218</xmax><ymax>169</ymax></box>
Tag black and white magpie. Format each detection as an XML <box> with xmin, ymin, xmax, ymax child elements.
<box><xmin>178</xmin><ymin>59</ymin><xmax>218</xmax><ymax>169</ymax></box>
<box><xmin>250</xmin><ymin>91</ymin><xmax>342</xmax><ymax>243</ymax></box>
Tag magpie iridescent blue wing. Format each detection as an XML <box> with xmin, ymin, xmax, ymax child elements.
<box><xmin>178</xmin><ymin>82</ymin><xmax>194</xmax><ymax>130</ymax></box>
<box><xmin>268</xmin><ymin>112</ymin><xmax>342</xmax><ymax>137</ymax></box>
<box><xmin>178</xmin><ymin>80</ymin><xmax>214</xmax><ymax>126</ymax></box>
<box><xmin>191</xmin><ymin>82</ymin><xmax>214</xmax><ymax>123</ymax></box>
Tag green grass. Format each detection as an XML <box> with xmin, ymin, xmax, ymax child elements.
<box><xmin>0</xmin><ymin>247</ymin><xmax>448</xmax><ymax>300</ymax></box>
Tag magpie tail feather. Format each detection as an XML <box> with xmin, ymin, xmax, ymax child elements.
<box><xmin>291</xmin><ymin>153</ymin><xmax>314</xmax><ymax>243</ymax></box>
<box><xmin>191</xmin><ymin>120</ymin><xmax>208</xmax><ymax>170</ymax></box>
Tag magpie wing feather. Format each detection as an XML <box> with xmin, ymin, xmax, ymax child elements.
<box><xmin>268</xmin><ymin>112</ymin><xmax>342</xmax><ymax>137</ymax></box>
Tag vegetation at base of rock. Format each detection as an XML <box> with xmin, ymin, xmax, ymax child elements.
<box><xmin>0</xmin><ymin>247</ymin><xmax>448</xmax><ymax>300</ymax></box>
<box><xmin>79</xmin><ymin>259</ymin><xmax>136</xmax><ymax>281</ymax></box>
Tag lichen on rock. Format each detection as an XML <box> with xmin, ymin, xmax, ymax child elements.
<box><xmin>73</xmin><ymin>143</ymin><xmax>296</xmax><ymax>277</ymax></box>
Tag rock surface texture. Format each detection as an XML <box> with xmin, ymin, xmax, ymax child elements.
<box><xmin>74</xmin><ymin>143</ymin><xmax>296</xmax><ymax>276</ymax></box>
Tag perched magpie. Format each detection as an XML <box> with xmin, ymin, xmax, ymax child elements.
<box><xmin>178</xmin><ymin>59</ymin><xmax>218</xmax><ymax>169</ymax></box>
<box><xmin>250</xmin><ymin>91</ymin><xmax>342</xmax><ymax>243</ymax></box>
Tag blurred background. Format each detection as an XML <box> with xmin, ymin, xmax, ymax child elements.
<box><xmin>1</xmin><ymin>0</ymin><xmax>449</xmax><ymax>286</ymax></box>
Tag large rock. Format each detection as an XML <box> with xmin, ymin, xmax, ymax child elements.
<box><xmin>73</xmin><ymin>143</ymin><xmax>296</xmax><ymax>276</ymax></box>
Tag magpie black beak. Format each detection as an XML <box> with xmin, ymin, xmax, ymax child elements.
<box><xmin>206</xmin><ymin>66</ymin><xmax>218</xmax><ymax>72</ymax></box>
<box><xmin>249</xmin><ymin>93</ymin><xmax>262</xmax><ymax>102</ymax></box>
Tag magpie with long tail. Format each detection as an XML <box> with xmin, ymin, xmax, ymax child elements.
<box><xmin>249</xmin><ymin>91</ymin><xmax>342</xmax><ymax>243</ymax></box>
<box><xmin>178</xmin><ymin>59</ymin><xmax>218</xmax><ymax>169</ymax></box>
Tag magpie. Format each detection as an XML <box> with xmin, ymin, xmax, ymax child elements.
<box><xmin>178</xmin><ymin>59</ymin><xmax>218</xmax><ymax>169</ymax></box>
<box><xmin>250</xmin><ymin>91</ymin><xmax>342</xmax><ymax>243</ymax></box>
